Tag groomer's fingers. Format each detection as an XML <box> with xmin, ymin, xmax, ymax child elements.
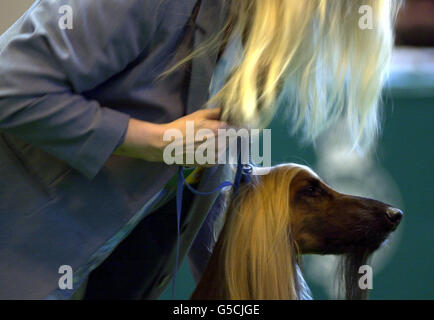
<box><xmin>197</xmin><ymin>119</ymin><xmax>229</xmax><ymax>135</ymax></box>
<box><xmin>195</xmin><ymin>107</ymin><xmax>222</xmax><ymax>120</ymax></box>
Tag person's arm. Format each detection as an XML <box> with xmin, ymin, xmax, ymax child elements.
<box><xmin>0</xmin><ymin>0</ymin><xmax>158</xmax><ymax>180</ymax></box>
<box><xmin>113</xmin><ymin>118</ymin><xmax>164</xmax><ymax>161</ymax></box>
<box><xmin>114</xmin><ymin>108</ymin><xmax>230</xmax><ymax>164</ymax></box>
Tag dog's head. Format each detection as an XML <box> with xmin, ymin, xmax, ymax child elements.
<box><xmin>263</xmin><ymin>163</ymin><xmax>403</xmax><ymax>300</ymax></box>
<box><xmin>254</xmin><ymin>164</ymin><xmax>403</xmax><ymax>299</ymax></box>
<box><xmin>282</xmin><ymin>164</ymin><xmax>403</xmax><ymax>255</ymax></box>
<box><xmin>195</xmin><ymin>163</ymin><xmax>403</xmax><ymax>300</ymax></box>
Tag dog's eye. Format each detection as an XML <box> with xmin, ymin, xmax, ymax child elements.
<box><xmin>300</xmin><ymin>183</ymin><xmax>321</xmax><ymax>197</ymax></box>
<box><xmin>304</xmin><ymin>186</ymin><xmax>316</xmax><ymax>195</ymax></box>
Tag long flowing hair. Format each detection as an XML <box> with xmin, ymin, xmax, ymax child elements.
<box><xmin>159</xmin><ymin>0</ymin><xmax>402</xmax><ymax>150</ymax></box>
<box><xmin>197</xmin><ymin>165</ymin><xmax>309</xmax><ymax>299</ymax></box>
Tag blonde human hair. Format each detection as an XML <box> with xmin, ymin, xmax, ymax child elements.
<box><xmin>160</xmin><ymin>0</ymin><xmax>402</xmax><ymax>150</ymax></box>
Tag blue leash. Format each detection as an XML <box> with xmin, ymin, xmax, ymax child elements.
<box><xmin>171</xmin><ymin>159</ymin><xmax>251</xmax><ymax>299</ymax></box>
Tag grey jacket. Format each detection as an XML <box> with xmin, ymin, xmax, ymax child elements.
<box><xmin>0</xmin><ymin>0</ymin><xmax>232</xmax><ymax>299</ymax></box>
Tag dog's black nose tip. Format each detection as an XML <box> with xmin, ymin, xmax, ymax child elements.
<box><xmin>385</xmin><ymin>207</ymin><xmax>403</xmax><ymax>224</ymax></box>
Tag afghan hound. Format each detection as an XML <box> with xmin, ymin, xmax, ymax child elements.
<box><xmin>191</xmin><ymin>164</ymin><xmax>403</xmax><ymax>300</ymax></box>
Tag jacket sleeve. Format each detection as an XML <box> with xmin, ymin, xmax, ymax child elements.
<box><xmin>0</xmin><ymin>0</ymin><xmax>158</xmax><ymax>179</ymax></box>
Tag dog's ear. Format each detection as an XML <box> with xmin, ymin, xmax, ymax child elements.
<box><xmin>218</xmin><ymin>168</ymin><xmax>305</xmax><ymax>299</ymax></box>
<box><xmin>194</xmin><ymin>164</ymin><xmax>311</xmax><ymax>299</ymax></box>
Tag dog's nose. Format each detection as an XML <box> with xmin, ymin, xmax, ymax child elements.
<box><xmin>385</xmin><ymin>207</ymin><xmax>403</xmax><ymax>224</ymax></box>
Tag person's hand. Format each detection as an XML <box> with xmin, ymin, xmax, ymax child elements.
<box><xmin>159</xmin><ymin>108</ymin><xmax>231</xmax><ymax>166</ymax></box>
<box><xmin>114</xmin><ymin>108</ymin><xmax>231</xmax><ymax>167</ymax></box>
